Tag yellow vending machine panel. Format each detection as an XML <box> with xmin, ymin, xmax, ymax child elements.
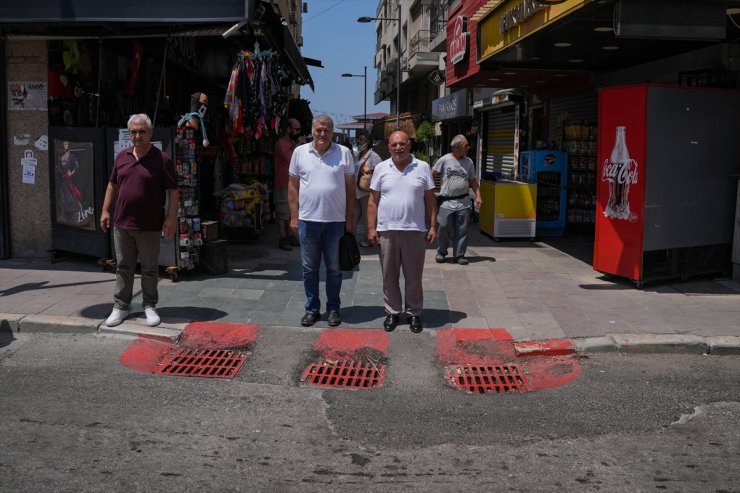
<box><xmin>478</xmin><ymin>180</ymin><xmax>537</xmax><ymax>240</ymax></box>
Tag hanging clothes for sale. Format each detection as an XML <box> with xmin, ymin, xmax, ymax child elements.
<box><xmin>223</xmin><ymin>43</ymin><xmax>288</xmax><ymax>140</ymax></box>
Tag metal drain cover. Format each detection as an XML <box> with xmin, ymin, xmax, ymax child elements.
<box><xmin>445</xmin><ymin>364</ymin><xmax>529</xmax><ymax>394</ymax></box>
<box><xmin>155</xmin><ymin>348</ymin><xmax>249</xmax><ymax>379</ymax></box>
<box><xmin>301</xmin><ymin>359</ymin><xmax>385</xmax><ymax>389</ymax></box>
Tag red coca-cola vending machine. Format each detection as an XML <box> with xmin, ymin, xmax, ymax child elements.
<box><xmin>594</xmin><ymin>84</ymin><xmax>740</xmax><ymax>286</ymax></box>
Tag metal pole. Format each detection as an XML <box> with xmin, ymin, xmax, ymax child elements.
<box><xmin>364</xmin><ymin>65</ymin><xmax>368</xmax><ymax>134</ymax></box>
<box><xmin>396</xmin><ymin>8</ymin><xmax>401</xmax><ymax>130</ymax></box>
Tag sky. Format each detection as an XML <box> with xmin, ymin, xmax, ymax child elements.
<box><xmin>299</xmin><ymin>0</ymin><xmax>390</xmax><ymax>125</ymax></box>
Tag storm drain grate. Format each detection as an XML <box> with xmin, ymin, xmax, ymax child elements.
<box><xmin>445</xmin><ymin>364</ymin><xmax>529</xmax><ymax>394</ymax></box>
<box><xmin>155</xmin><ymin>348</ymin><xmax>249</xmax><ymax>379</ymax></box>
<box><xmin>301</xmin><ymin>359</ymin><xmax>385</xmax><ymax>389</ymax></box>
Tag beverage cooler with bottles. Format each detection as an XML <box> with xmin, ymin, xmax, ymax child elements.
<box><xmin>518</xmin><ymin>150</ymin><xmax>568</xmax><ymax>236</ymax></box>
<box><xmin>593</xmin><ymin>84</ymin><xmax>740</xmax><ymax>286</ymax></box>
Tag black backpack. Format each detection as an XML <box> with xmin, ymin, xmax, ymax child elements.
<box><xmin>338</xmin><ymin>232</ymin><xmax>361</xmax><ymax>271</ymax></box>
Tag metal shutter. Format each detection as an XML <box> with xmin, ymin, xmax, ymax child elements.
<box><xmin>484</xmin><ymin>106</ymin><xmax>517</xmax><ymax>178</ymax></box>
<box><xmin>548</xmin><ymin>92</ymin><xmax>598</xmax><ymax>145</ymax></box>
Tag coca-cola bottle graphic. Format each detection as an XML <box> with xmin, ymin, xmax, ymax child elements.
<box><xmin>602</xmin><ymin>126</ymin><xmax>638</xmax><ymax>220</ymax></box>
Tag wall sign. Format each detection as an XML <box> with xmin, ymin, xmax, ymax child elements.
<box><xmin>499</xmin><ymin>0</ymin><xmax>545</xmax><ymax>33</ymax></box>
<box><xmin>8</xmin><ymin>81</ymin><xmax>47</xmax><ymax>110</ymax></box>
<box><xmin>429</xmin><ymin>69</ymin><xmax>445</xmax><ymax>86</ymax></box>
<box><xmin>432</xmin><ymin>90</ymin><xmax>470</xmax><ymax>121</ymax></box>
<box><xmin>449</xmin><ymin>16</ymin><xmax>469</xmax><ymax>65</ymax></box>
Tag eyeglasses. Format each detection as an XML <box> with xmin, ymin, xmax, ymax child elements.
<box><xmin>129</xmin><ymin>130</ymin><xmax>148</xmax><ymax>135</ymax></box>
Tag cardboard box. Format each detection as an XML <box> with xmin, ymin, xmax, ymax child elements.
<box><xmin>201</xmin><ymin>220</ymin><xmax>219</xmax><ymax>241</ymax></box>
<box><xmin>199</xmin><ymin>239</ymin><xmax>228</xmax><ymax>275</ymax></box>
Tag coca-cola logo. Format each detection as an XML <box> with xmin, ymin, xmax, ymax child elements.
<box><xmin>601</xmin><ymin>159</ymin><xmax>638</xmax><ymax>185</ymax></box>
<box><xmin>449</xmin><ymin>16</ymin><xmax>469</xmax><ymax>65</ymax></box>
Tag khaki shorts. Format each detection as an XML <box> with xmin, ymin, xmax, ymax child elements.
<box><xmin>274</xmin><ymin>188</ymin><xmax>290</xmax><ymax>220</ymax></box>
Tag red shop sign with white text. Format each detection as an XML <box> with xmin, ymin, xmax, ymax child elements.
<box><xmin>449</xmin><ymin>15</ymin><xmax>469</xmax><ymax>65</ymax></box>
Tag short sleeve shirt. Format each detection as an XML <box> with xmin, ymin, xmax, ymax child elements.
<box><xmin>433</xmin><ymin>152</ymin><xmax>476</xmax><ymax>210</ymax></box>
<box><xmin>110</xmin><ymin>146</ymin><xmax>178</xmax><ymax>231</ymax></box>
<box><xmin>370</xmin><ymin>156</ymin><xmax>434</xmax><ymax>232</ymax></box>
<box><xmin>289</xmin><ymin>142</ymin><xmax>355</xmax><ymax>222</ymax></box>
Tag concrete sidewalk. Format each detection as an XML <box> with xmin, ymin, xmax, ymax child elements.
<box><xmin>1</xmin><ymin>225</ymin><xmax>739</xmax><ymax>354</ymax></box>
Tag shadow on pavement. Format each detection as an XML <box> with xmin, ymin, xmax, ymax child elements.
<box><xmin>80</xmin><ymin>304</ymin><xmax>228</xmax><ymax>323</ymax></box>
<box><xmin>0</xmin><ymin>320</ymin><xmax>16</xmax><ymax>348</ymax></box>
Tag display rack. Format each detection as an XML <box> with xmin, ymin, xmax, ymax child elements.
<box><xmin>219</xmin><ymin>133</ymin><xmax>273</xmax><ymax>241</ymax></box>
<box><xmin>563</xmin><ymin>122</ymin><xmax>597</xmax><ymax>228</ymax></box>
<box><xmin>165</xmin><ymin>125</ymin><xmax>204</xmax><ymax>280</ymax></box>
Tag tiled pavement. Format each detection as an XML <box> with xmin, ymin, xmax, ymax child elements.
<box><xmin>1</xmin><ymin>224</ymin><xmax>739</xmax><ymax>344</ymax></box>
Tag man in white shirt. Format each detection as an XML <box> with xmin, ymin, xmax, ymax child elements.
<box><xmin>432</xmin><ymin>134</ymin><xmax>482</xmax><ymax>265</ymax></box>
<box><xmin>367</xmin><ymin>131</ymin><xmax>437</xmax><ymax>333</ymax></box>
<box><xmin>288</xmin><ymin>115</ymin><xmax>355</xmax><ymax>327</ymax></box>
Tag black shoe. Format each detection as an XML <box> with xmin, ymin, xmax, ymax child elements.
<box><xmin>456</xmin><ymin>256</ymin><xmax>469</xmax><ymax>265</ymax></box>
<box><xmin>327</xmin><ymin>310</ymin><xmax>341</xmax><ymax>327</ymax></box>
<box><xmin>288</xmin><ymin>235</ymin><xmax>300</xmax><ymax>247</ymax></box>
<box><xmin>301</xmin><ymin>311</ymin><xmax>320</xmax><ymax>327</ymax></box>
<box><xmin>279</xmin><ymin>237</ymin><xmax>293</xmax><ymax>251</ymax></box>
<box><xmin>383</xmin><ymin>314</ymin><xmax>399</xmax><ymax>332</ymax></box>
<box><xmin>407</xmin><ymin>315</ymin><xmax>423</xmax><ymax>333</ymax></box>
<box><xmin>435</xmin><ymin>253</ymin><xmax>446</xmax><ymax>263</ymax></box>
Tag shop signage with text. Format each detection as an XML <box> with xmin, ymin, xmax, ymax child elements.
<box><xmin>479</xmin><ymin>0</ymin><xmax>587</xmax><ymax>62</ymax></box>
<box><xmin>449</xmin><ymin>15</ymin><xmax>469</xmax><ymax>65</ymax></box>
<box><xmin>499</xmin><ymin>0</ymin><xmax>545</xmax><ymax>33</ymax></box>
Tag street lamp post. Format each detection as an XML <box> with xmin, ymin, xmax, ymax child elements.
<box><xmin>358</xmin><ymin>6</ymin><xmax>402</xmax><ymax>130</ymax></box>
<box><xmin>341</xmin><ymin>66</ymin><xmax>368</xmax><ymax>135</ymax></box>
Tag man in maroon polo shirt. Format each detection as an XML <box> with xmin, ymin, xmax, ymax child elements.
<box><xmin>100</xmin><ymin>114</ymin><xmax>179</xmax><ymax>327</ymax></box>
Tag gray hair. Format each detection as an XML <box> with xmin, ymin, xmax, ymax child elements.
<box><xmin>128</xmin><ymin>113</ymin><xmax>153</xmax><ymax>129</ymax></box>
<box><xmin>312</xmin><ymin>114</ymin><xmax>334</xmax><ymax>131</ymax></box>
<box><xmin>450</xmin><ymin>134</ymin><xmax>467</xmax><ymax>149</ymax></box>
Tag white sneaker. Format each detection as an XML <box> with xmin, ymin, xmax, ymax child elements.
<box><xmin>144</xmin><ymin>306</ymin><xmax>161</xmax><ymax>327</ymax></box>
<box><xmin>105</xmin><ymin>308</ymin><xmax>128</xmax><ymax>327</ymax></box>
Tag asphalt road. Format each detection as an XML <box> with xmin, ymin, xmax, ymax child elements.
<box><xmin>1</xmin><ymin>330</ymin><xmax>738</xmax><ymax>492</ymax></box>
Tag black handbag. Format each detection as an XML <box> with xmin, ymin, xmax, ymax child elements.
<box><xmin>338</xmin><ymin>232</ymin><xmax>361</xmax><ymax>271</ymax></box>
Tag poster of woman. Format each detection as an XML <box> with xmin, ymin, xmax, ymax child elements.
<box><xmin>54</xmin><ymin>139</ymin><xmax>95</xmax><ymax>230</ymax></box>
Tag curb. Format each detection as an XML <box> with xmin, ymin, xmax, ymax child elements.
<box><xmin>1</xmin><ymin>312</ymin><xmax>739</xmax><ymax>355</ymax></box>
<box><xmin>0</xmin><ymin>312</ymin><xmax>183</xmax><ymax>341</ymax></box>
<box><xmin>15</xmin><ymin>314</ymin><xmax>99</xmax><ymax>334</ymax></box>
<box><xmin>570</xmin><ymin>334</ymin><xmax>740</xmax><ymax>356</ymax></box>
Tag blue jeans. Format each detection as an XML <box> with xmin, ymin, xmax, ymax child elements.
<box><xmin>298</xmin><ymin>220</ymin><xmax>345</xmax><ymax>314</ymax></box>
<box><xmin>437</xmin><ymin>206</ymin><xmax>470</xmax><ymax>259</ymax></box>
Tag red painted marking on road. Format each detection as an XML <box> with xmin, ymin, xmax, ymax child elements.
<box><xmin>514</xmin><ymin>339</ymin><xmax>575</xmax><ymax>357</ymax></box>
<box><xmin>178</xmin><ymin>321</ymin><xmax>259</xmax><ymax>349</ymax></box>
<box><xmin>120</xmin><ymin>322</ymin><xmax>260</xmax><ymax>375</ymax></box>
<box><xmin>313</xmin><ymin>329</ymin><xmax>389</xmax><ymax>359</ymax></box>
<box><xmin>119</xmin><ymin>337</ymin><xmax>179</xmax><ymax>373</ymax></box>
<box><xmin>436</xmin><ymin>328</ymin><xmax>514</xmax><ymax>365</ymax></box>
<box><xmin>436</xmin><ymin>328</ymin><xmax>581</xmax><ymax>392</ymax></box>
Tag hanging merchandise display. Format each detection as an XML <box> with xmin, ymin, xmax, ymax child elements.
<box><xmin>171</xmin><ymin>92</ymin><xmax>209</xmax><ymax>272</ymax></box>
<box><xmin>224</xmin><ymin>43</ymin><xmax>287</xmax><ymax>139</ymax></box>
<box><xmin>220</xmin><ymin>44</ymin><xmax>292</xmax><ymax>240</ymax></box>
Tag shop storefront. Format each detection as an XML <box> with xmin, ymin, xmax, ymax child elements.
<box><xmin>431</xmin><ymin>88</ymin><xmax>475</xmax><ymax>162</ymax></box>
<box><xmin>446</xmin><ymin>0</ymin><xmax>740</xmax><ymax>283</ymax></box>
<box><xmin>0</xmin><ymin>1</ymin><xmax>314</xmax><ymax>270</ymax></box>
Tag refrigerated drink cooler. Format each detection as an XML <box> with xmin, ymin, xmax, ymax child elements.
<box><xmin>594</xmin><ymin>84</ymin><xmax>740</xmax><ymax>287</ymax></box>
<box><xmin>478</xmin><ymin>179</ymin><xmax>537</xmax><ymax>240</ymax></box>
<box><xmin>518</xmin><ymin>150</ymin><xmax>568</xmax><ymax>236</ymax></box>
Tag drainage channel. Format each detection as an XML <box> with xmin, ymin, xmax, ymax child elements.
<box><xmin>156</xmin><ymin>348</ymin><xmax>249</xmax><ymax>378</ymax></box>
<box><xmin>301</xmin><ymin>359</ymin><xmax>386</xmax><ymax>389</ymax></box>
<box><xmin>445</xmin><ymin>364</ymin><xmax>530</xmax><ymax>394</ymax></box>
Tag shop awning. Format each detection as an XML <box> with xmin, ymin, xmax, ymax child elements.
<box><xmin>0</xmin><ymin>0</ymin><xmax>252</xmax><ymax>23</ymax></box>
<box><xmin>0</xmin><ymin>0</ymin><xmax>314</xmax><ymax>89</ymax></box>
<box><xmin>460</xmin><ymin>0</ymin><xmax>740</xmax><ymax>91</ymax></box>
